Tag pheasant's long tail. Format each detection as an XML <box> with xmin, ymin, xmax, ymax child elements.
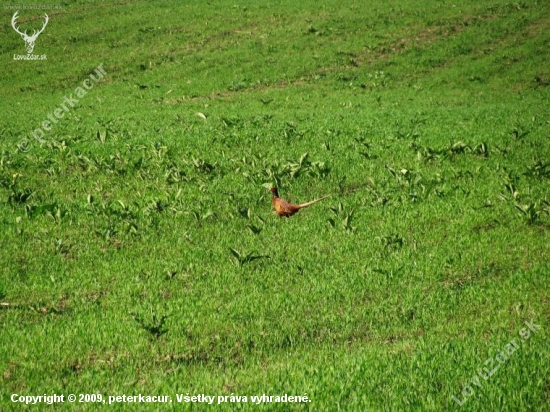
<box><xmin>296</xmin><ymin>195</ymin><xmax>331</xmax><ymax>209</ymax></box>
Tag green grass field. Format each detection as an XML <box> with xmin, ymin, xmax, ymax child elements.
<box><xmin>1</xmin><ymin>0</ymin><xmax>549</xmax><ymax>410</ymax></box>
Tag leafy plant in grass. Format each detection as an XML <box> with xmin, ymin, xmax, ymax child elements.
<box><xmin>328</xmin><ymin>202</ymin><xmax>356</xmax><ymax>232</ymax></box>
<box><xmin>473</xmin><ymin>142</ymin><xmax>490</xmax><ymax>158</ymax></box>
<box><xmin>236</xmin><ymin>208</ymin><xmax>265</xmax><ymax>234</ymax></box>
<box><xmin>131</xmin><ymin>311</ymin><xmax>169</xmax><ymax>339</ymax></box>
<box><xmin>1</xmin><ymin>1</ymin><xmax>550</xmax><ymax>409</ymax></box>
<box><xmin>378</xmin><ymin>233</ymin><xmax>404</xmax><ymax>252</ymax></box>
<box><xmin>514</xmin><ymin>201</ymin><xmax>544</xmax><ymax>225</ymax></box>
<box><xmin>385</xmin><ymin>166</ymin><xmax>437</xmax><ymax>203</ymax></box>
<box><xmin>354</xmin><ymin>136</ymin><xmax>378</xmax><ymax>160</ymax></box>
<box><xmin>413</xmin><ymin>141</ymin><xmax>490</xmax><ymax>162</ymax></box>
<box><xmin>372</xmin><ymin>265</ymin><xmax>405</xmax><ymax>279</ymax></box>
<box><xmin>53</xmin><ymin>238</ymin><xmax>72</xmax><ymax>256</ymax></box>
<box><xmin>283</xmin><ymin>152</ymin><xmax>329</xmax><ymax>179</ymax></box>
<box><xmin>3</xmin><ymin>174</ymin><xmax>34</xmax><ymax>207</ymax></box>
<box><xmin>8</xmin><ymin>187</ymin><xmax>34</xmax><ymax>206</ymax></box>
<box><xmin>229</xmin><ymin>248</ymin><xmax>269</xmax><ymax>267</ymax></box>
<box><xmin>247</xmin><ymin>224</ymin><xmax>262</xmax><ymax>235</ymax></box>
<box><xmin>511</xmin><ymin>126</ymin><xmax>530</xmax><ymax>140</ymax></box>
<box><xmin>189</xmin><ymin>156</ymin><xmax>215</xmax><ymax>175</ymax></box>
<box><xmin>25</xmin><ymin>202</ymin><xmax>69</xmax><ymax>223</ymax></box>
<box><xmin>524</xmin><ymin>160</ymin><xmax>550</xmax><ymax>179</ymax></box>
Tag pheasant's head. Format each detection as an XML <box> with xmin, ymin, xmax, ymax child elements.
<box><xmin>270</xmin><ymin>187</ymin><xmax>279</xmax><ymax>197</ymax></box>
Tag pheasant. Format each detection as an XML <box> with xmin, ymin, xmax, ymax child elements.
<box><xmin>270</xmin><ymin>187</ymin><xmax>330</xmax><ymax>217</ymax></box>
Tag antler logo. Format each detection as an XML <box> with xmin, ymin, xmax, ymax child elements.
<box><xmin>11</xmin><ymin>11</ymin><xmax>49</xmax><ymax>54</ymax></box>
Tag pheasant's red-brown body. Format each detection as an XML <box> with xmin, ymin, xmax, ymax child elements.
<box><xmin>270</xmin><ymin>187</ymin><xmax>329</xmax><ymax>217</ymax></box>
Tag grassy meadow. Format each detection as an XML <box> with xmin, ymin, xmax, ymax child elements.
<box><xmin>1</xmin><ymin>0</ymin><xmax>549</xmax><ymax>410</ymax></box>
